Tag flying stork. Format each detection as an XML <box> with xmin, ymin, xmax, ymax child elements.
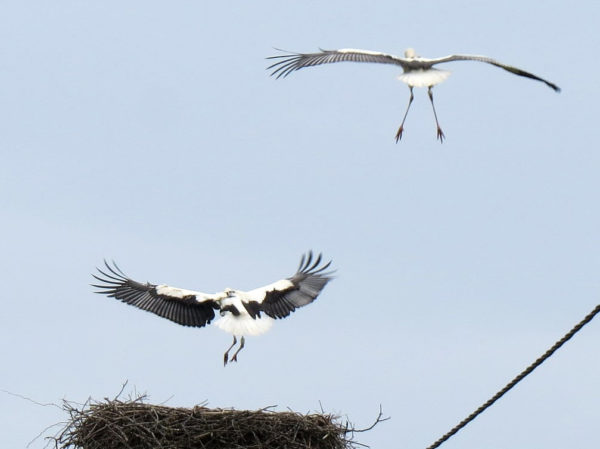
<box><xmin>267</xmin><ymin>48</ymin><xmax>560</xmax><ymax>142</ymax></box>
<box><xmin>92</xmin><ymin>251</ymin><xmax>334</xmax><ymax>365</ymax></box>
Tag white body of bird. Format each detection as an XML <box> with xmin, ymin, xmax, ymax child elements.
<box><xmin>398</xmin><ymin>68</ymin><xmax>451</xmax><ymax>88</ymax></box>
<box><xmin>213</xmin><ymin>291</ymin><xmax>276</xmax><ymax>336</ymax></box>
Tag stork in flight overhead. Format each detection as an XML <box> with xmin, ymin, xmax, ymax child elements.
<box><xmin>92</xmin><ymin>251</ymin><xmax>334</xmax><ymax>365</ymax></box>
<box><xmin>267</xmin><ymin>48</ymin><xmax>560</xmax><ymax>142</ymax></box>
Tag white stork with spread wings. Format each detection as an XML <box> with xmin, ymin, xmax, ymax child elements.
<box><xmin>267</xmin><ymin>48</ymin><xmax>560</xmax><ymax>142</ymax></box>
<box><xmin>92</xmin><ymin>252</ymin><xmax>334</xmax><ymax>365</ymax></box>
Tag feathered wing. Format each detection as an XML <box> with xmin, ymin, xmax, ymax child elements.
<box><xmin>243</xmin><ymin>252</ymin><xmax>334</xmax><ymax>319</ymax></box>
<box><xmin>431</xmin><ymin>54</ymin><xmax>561</xmax><ymax>92</ymax></box>
<box><xmin>267</xmin><ymin>48</ymin><xmax>407</xmax><ymax>78</ymax></box>
<box><xmin>92</xmin><ymin>261</ymin><xmax>220</xmax><ymax>327</ymax></box>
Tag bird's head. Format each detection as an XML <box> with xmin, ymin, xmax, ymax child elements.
<box><xmin>404</xmin><ymin>48</ymin><xmax>417</xmax><ymax>59</ymax></box>
<box><xmin>223</xmin><ymin>288</ymin><xmax>235</xmax><ymax>297</ymax></box>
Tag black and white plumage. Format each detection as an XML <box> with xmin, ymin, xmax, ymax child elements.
<box><xmin>267</xmin><ymin>48</ymin><xmax>560</xmax><ymax>142</ymax></box>
<box><xmin>92</xmin><ymin>252</ymin><xmax>334</xmax><ymax>365</ymax></box>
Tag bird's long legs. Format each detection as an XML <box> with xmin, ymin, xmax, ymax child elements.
<box><xmin>230</xmin><ymin>336</ymin><xmax>245</xmax><ymax>363</ymax></box>
<box><xmin>223</xmin><ymin>336</ymin><xmax>237</xmax><ymax>366</ymax></box>
<box><xmin>395</xmin><ymin>86</ymin><xmax>414</xmax><ymax>143</ymax></box>
<box><xmin>427</xmin><ymin>86</ymin><xmax>445</xmax><ymax>143</ymax></box>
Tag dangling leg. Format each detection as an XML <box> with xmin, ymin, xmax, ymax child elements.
<box><xmin>395</xmin><ymin>86</ymin><xmax>414</xmax><ymax>143</ymax></box>
<box><xmin>428</xmin><ymin>86</ymin><xmax>445</xmax><ymax>142</ymax></box>
<box><xmin>223</xmin><ymin>336</ymin><xmax>237</xmax><ymax>366</ymax></box>
<box><xmin>230</xmin><ymin>336</ymin><xmax>245</xmax><ymax>363</ymax></box>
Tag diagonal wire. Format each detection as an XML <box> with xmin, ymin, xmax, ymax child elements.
<box><xmin>426</xmin><ymin>303</ymin><xmax>600</xmax><ymax>449</ymax></box>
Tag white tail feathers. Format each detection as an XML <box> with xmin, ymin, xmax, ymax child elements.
<box><xmin>398</xmin><ymin>69</ymin><xmax>451</xmax><ymax>87</ymax></box>
<box><xmin>214</xmin><ymin>314</ymin><xmax>274</xmax><ymax>337</ymax></box>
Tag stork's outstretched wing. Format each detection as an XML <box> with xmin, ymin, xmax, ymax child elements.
<box><xmin>431</xmin><ymin>54</ymin><xmax>561</xmax><ymax>92</ymax></box>
<box><xmin>267</xmin><ymin>48</ymin><xmax>407</xmax><ymax>78</ymax></box>
<box><xmin>92</xmin><ymin>261</ymin><xmax>220</xmax><ymax>327</ymax></box>
<box><xmin>243</xmin><ymin>251</ymin><xmax>334</xmax><ymax>319</ymax></box>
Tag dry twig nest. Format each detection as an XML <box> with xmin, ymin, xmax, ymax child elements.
<box><xmin>51</xmin><ymin>393</ymin><xmax>386</xmax><ymax>449</ymax></box>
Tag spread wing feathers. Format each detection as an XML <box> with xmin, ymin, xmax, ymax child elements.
<box><xmin>432</xmin><ymin>54</ymin><xmax>561</xmax><ymax>92</ymax></box>
<box><xmin>267</xmin><ymin>48</ymin><xmax>406</xmax><ymax>79</ymax></box>
<box><xmin>245</xmin><ymin>251</ymin><xmax>334</xmax><ymax>319</ymax></box>
<box><xmin>91</xmin><ymin>261</ymin><xmax>218</xmax><ymax>328</ymax></box>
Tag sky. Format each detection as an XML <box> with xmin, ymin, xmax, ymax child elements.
<box><xmin>1</xmin><ymin>1</ymin><xmax>599</xmax><ymax>448</ymax></box>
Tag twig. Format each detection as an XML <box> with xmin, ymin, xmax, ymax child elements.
<box><xmin>352</xmin><ymin>405</ymin><xmax>390</xmax><ymax>433</ymax></box>
<box><xmin>1</xmin><ymin>389</ymin><xmax>62</xmax><ymax>410</ymax></box>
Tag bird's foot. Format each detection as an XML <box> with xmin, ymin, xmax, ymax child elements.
<box><xmin>395</xmin><ymin>127</ymin><xmax>404</xmax><ymax>143</ymax></box>
<box><xmin>436</xmin><ymin>127</ymin><xmax>445</xmax><ymax>143</ymax></box>
<box><xmin>231</xmin><ymin>354</ymin><xmax>238</xmax><ymax>363</ymax></box>
<box><xmin>223</xmin><ymin>353</ymin><xmax>229</xmax><ymax>366</ymax></box>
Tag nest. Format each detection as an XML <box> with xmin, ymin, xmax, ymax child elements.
<box><xmin>52</xmin><ymin>395</ymin><xmax>382</xmax><ymax>449</ymax></box>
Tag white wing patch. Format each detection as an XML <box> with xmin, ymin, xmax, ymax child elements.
<box><xmin>398</xmin><ymin>69</ymin><xmax>451</xmax><ymax>87</ymax></box>
<box><xmin>247</xmin><ymin>279</ymin><xmax>294</xmax><ymax>302</ymax></box>
<box><xmin>155</xmin><ymin>285</ymin><xmax>211</xmax><ymax>301</ymax></box>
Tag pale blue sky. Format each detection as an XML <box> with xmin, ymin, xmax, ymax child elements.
<box><xmin>1</xmin><ymin>1</ymin><xmax>599</xmax><ymax>448</ymax></box>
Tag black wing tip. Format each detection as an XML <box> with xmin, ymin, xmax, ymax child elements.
<box><xmin>266</xmin><ymin>47</ymin><xmax>297</xmax><ymax>59</ymax></box>
<box><xmin>297</xmin><ymin>251</ymin><xmax>335</xmax><ymax>278</ymax></box>
<box><xmin>94</xmin><ymin>260</ymin><xmax>126</xmax><ymax>278</ymax></box>
<box><xmin>267</xmin><ymin>56</ymin><xmax>302</xmax><ymax>78</ymax></box>
<box><xmin>92</xmin><ymin>259</ymin><xmax>134</xmax><ymax>294</ymax></box>
<box><xmin>267</xmin><ymin>48</ymin><xmax>325</xmax><ymax>78</ymax></box>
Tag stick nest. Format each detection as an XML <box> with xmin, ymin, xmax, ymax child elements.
<box><xmin>53</xmin><ymin>395</ymin><xmax>378</xmax><ymax>449</ymax></box>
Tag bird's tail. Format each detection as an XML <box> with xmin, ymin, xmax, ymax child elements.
<box><xmin>398</xmin><ymin>69</ymin><xmax>451</xmax><ymax>87</ymax></box>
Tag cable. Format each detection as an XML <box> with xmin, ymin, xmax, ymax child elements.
<box><xmin>426</xmin><ymin>303</ymin><xmax>600</xmax><ymax>449</ymax></box>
